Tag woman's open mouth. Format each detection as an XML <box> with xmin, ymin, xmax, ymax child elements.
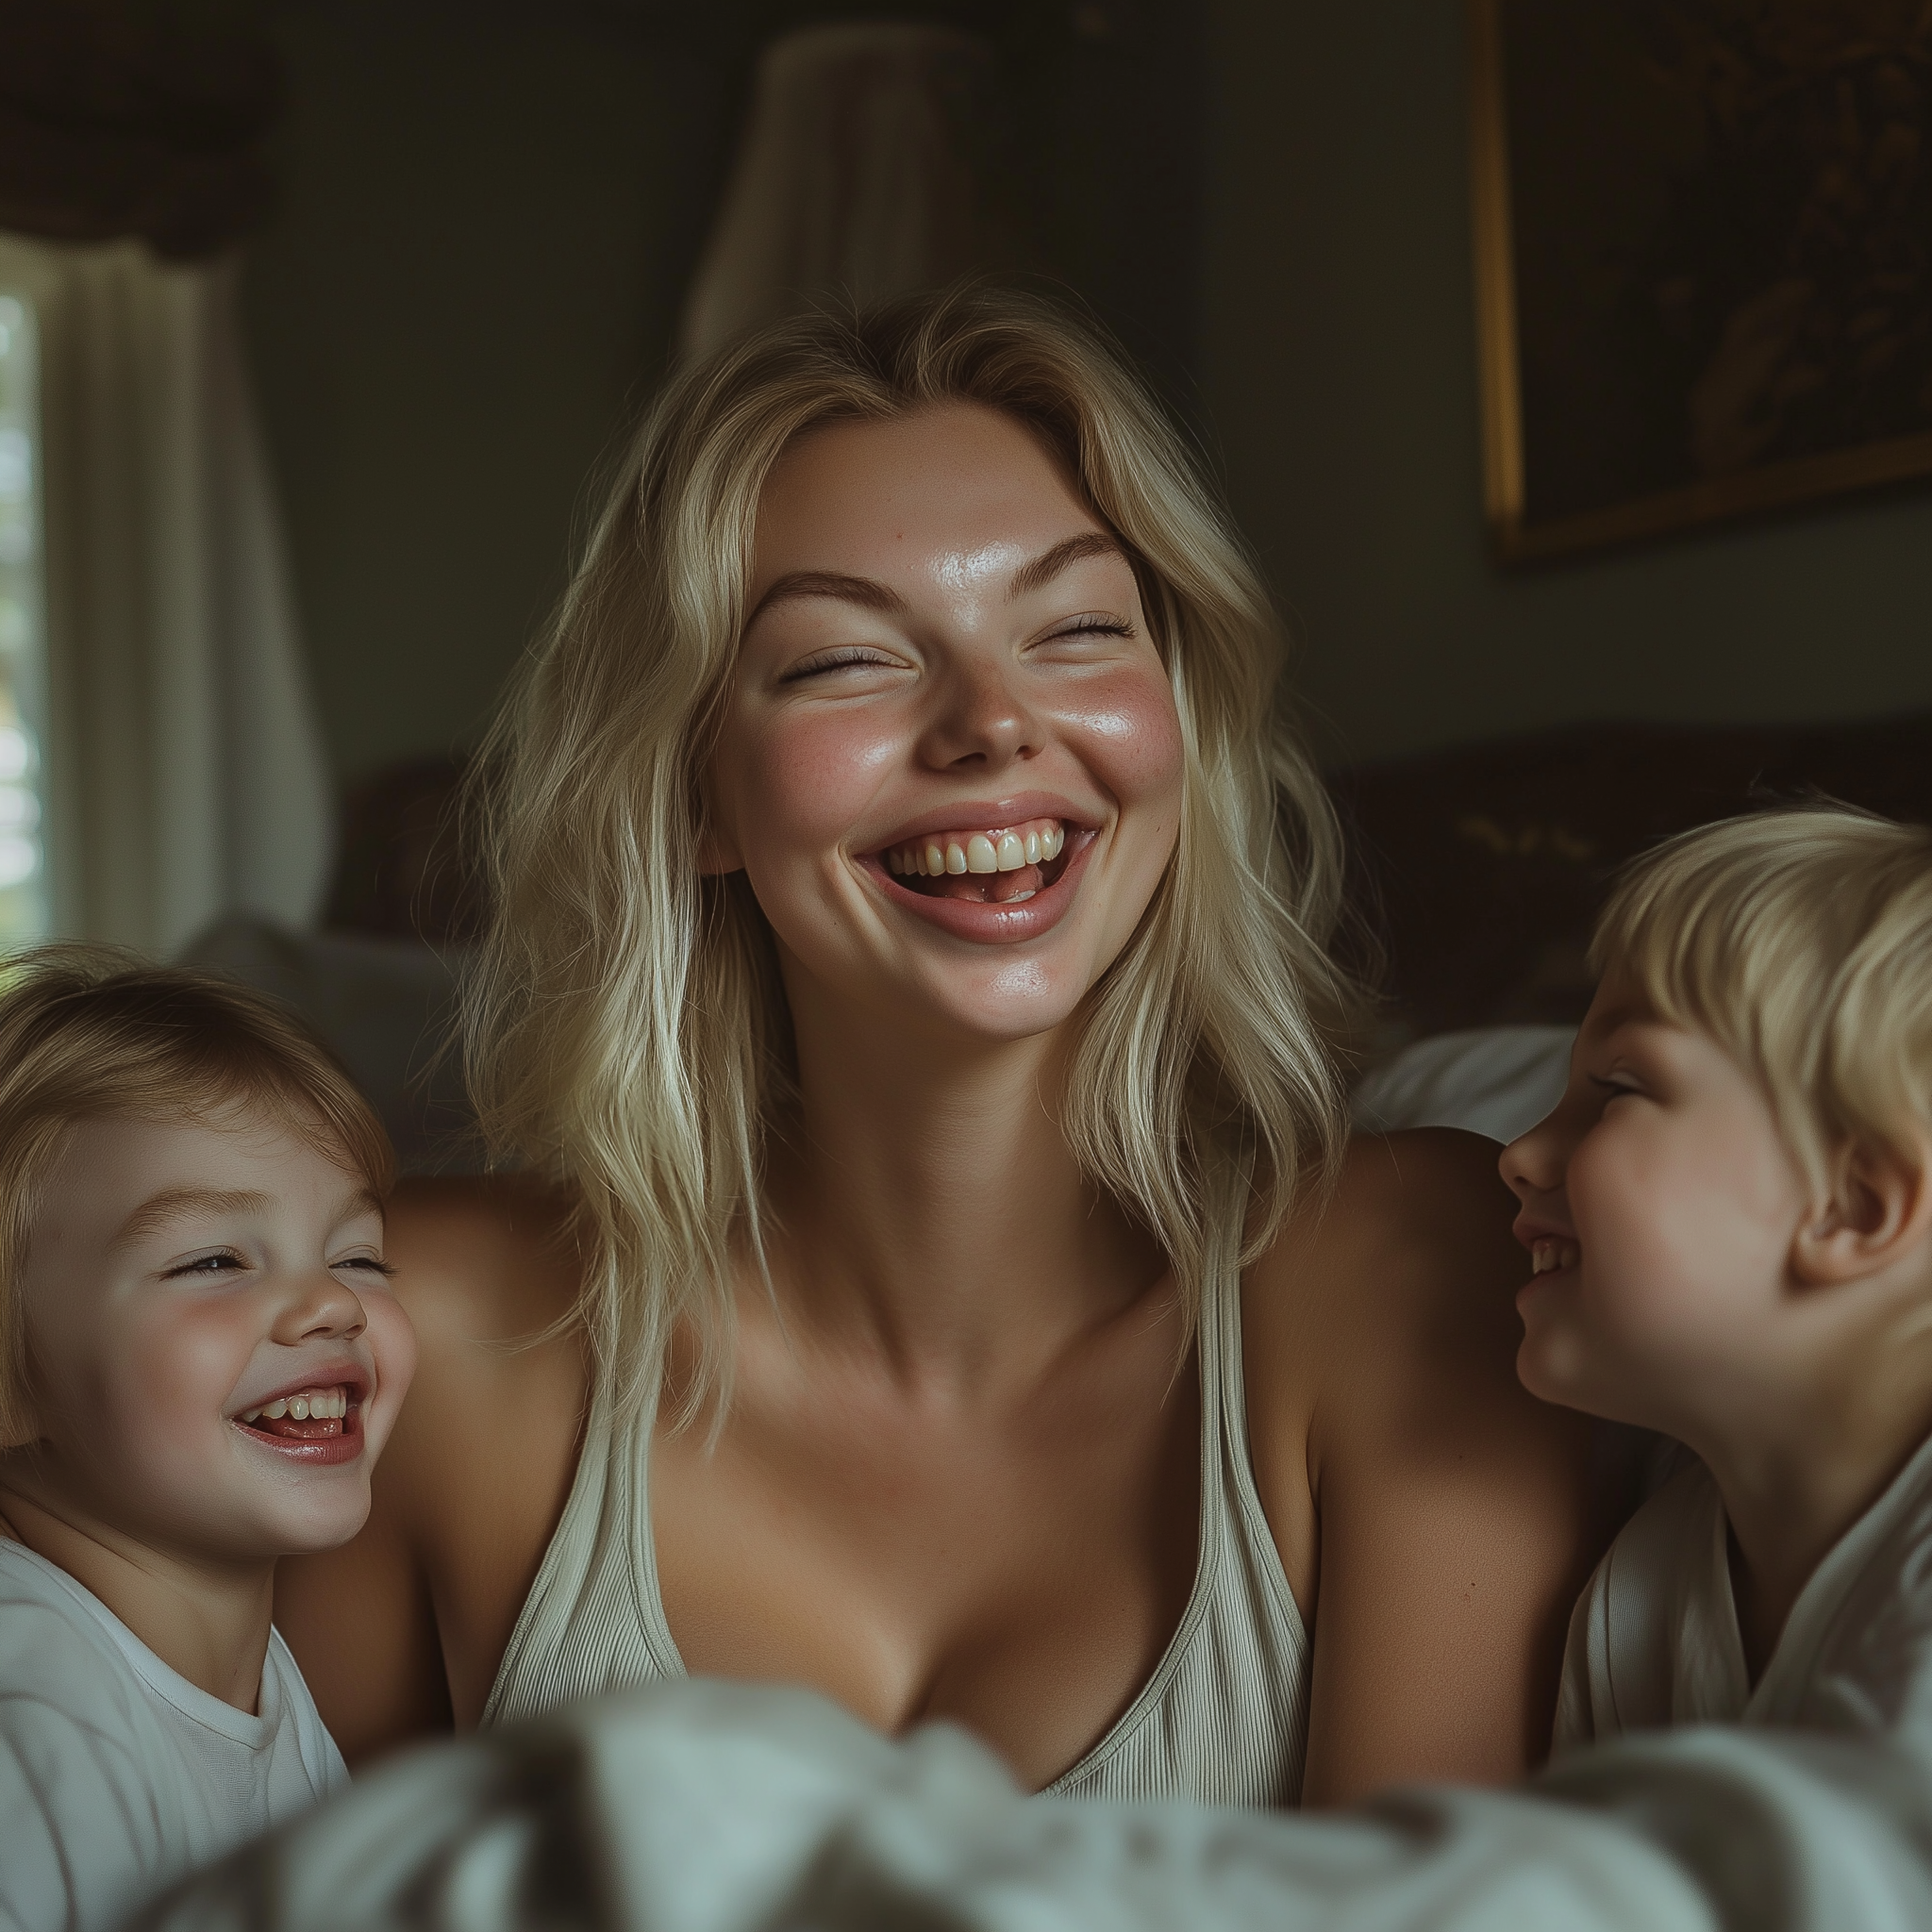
<box><xmin>879</xmin><ymin>816</ymin><xmax>1071</xmax><ymax>905</ymax></box>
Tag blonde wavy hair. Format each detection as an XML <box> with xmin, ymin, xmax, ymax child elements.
<box><xmin>463</xmin><ymin>285</ymin><xmax>1360</xmax><ymax>1418</ymax></box>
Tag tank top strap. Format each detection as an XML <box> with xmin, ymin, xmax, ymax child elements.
<box><xmin>1049</xmin><ymin>1160</ymin><xmax>1310</xmax><ymax>1803</ymax></box>
<box><xmin>482</xmin><ymin>1374</ymin><xmax>682</xmax><ymax>1729</ymax></box>
<box><xmin>1209</xmin><ymin>1204</ymin><xmax>1309</xmax><ymax>1669</ymax></box>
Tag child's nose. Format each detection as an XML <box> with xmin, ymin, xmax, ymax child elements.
<box><xmin>271</xmin><ymin>1270</ymin><xmax>368</xmax><ymax>1345</ymax></box>
<box><xmin>1499</xmin><ymin>1117</ymin><xmax>1565</xmax><ymax>1203</ymax></box>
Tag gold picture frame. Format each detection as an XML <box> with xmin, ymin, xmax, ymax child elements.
<box><xmin>1468</xmin><ymin>0</ymin><xmax>1932</xmax><ymax>563</ymax></box>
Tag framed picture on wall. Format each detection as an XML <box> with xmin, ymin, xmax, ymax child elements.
<box><xmin>1468</xmin><ymin>0</ymin><xmax>1932</xmax><ymax>562</ymax></box>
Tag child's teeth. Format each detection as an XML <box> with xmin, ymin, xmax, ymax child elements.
<box><xmin>242</xmin><ymin>1386</ymin><xmax>350</xmax><ymax>1426</ymax></box>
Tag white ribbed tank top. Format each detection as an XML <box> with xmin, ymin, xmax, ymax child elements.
<box><xmin>482</xmin><ymin>1245</ymin><xmax>1309</xmax><ymax>1804</ymax></box>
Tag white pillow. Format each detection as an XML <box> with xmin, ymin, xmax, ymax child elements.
<box><xmin>1351</xmin><ymin>1025</ymin><xmax>1575</xmax><ymax>1145</ymax></box>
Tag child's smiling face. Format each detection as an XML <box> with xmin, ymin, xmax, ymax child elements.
<box><xmin>9</xmin><ymin>1106</ymin><xmax>414</xmax><ymax>1562</ymax></box>
<box><xmin>1500</xmin><ymin>974</ymin><xmax>1814</xmax><ymax>1436</ymax></box>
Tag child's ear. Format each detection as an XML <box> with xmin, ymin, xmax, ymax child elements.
<box><xmin>1791</xmin><ymin>1133</ymin><xmax>1932</xmax><ymax>1288</ymax></box>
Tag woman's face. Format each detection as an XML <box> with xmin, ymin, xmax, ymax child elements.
<box><xmin>704</xmin><ymin>401</ymin><xmax>1185</xmax><ymax>1044</ymax></box>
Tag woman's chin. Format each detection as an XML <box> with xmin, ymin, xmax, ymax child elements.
<box><xmin>902</xmin><ymin>959</ymin><xmax>1094</xmax><ymax>1045</ymax></box>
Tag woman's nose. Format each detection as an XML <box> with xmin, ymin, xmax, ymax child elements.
<box><xmin>919</xmin><ymin>658</ymin><xmax>1042</xmax><ymax>773</ymax></box>
<box><xmin>269</xmin><ymin>1269</ymin><xmax>369</xmax><ymax>1347</ymax></box>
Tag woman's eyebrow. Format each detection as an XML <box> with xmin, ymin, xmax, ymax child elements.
<box><xmin>1008</xmin><ymin>531</ymin><xmax>1125</xmax><ymax>599</ymax></box>
<box><xmin>748</xmin><ymin>571</ymin><xmax>909</xmax><ymax>623</ymax></box>
<box><xmin>749</xmin><ymin>534</ymin><xmax>1126</xmax><ymax>625</ymax></box>
<box><xmin>112</xmin><ymin>1187</ymin><xmax>273</xmax><ymax>1250</ymax></box>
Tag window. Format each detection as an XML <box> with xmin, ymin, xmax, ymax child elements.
<box><xmin>0</xmin><ymin>291</ymin><xmax>47</xmax><ymax>942</ymax></box>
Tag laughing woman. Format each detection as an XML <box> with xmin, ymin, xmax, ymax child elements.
<box><xmin>278</xmin><ymin>290</ymin><xmax>1606</xmax><ymax>1806</ymax></box>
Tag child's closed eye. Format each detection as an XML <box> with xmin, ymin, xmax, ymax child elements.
<box><xmin>163</xmin><ymin>1249</ymin><xmax>248</xmax><ymax>1279</ymax></box>
<box><xmin>333</xmin><ymin>1255</ymin><xmax>396</xmax><ymax>1279</ymax></box>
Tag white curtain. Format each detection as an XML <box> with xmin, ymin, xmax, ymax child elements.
<box><xmin>0</xmin><ymin>234</ymin><xmax>330</xmax><ymax>958</ymax></box>
<box><xmin>680</xmin><ymin>23</ymin><xmax>1003</xmax><ymax>359</ymax></box>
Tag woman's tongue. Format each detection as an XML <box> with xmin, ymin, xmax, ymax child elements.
<box><xmin>925</xmin><ymin>864</ymin><xmax>1043</xmax><ymax>904</ymax></box>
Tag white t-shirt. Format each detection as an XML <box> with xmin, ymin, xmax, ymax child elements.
<box><xmin>1556</xmin><ymin>1424</ymin><xmax>1932</xmax><ymax>1747</ymax></box>
<box><xmin>0</xmin><ymin>1537</ymin><xmax>347</xmax><ymax>1932</ymax></box>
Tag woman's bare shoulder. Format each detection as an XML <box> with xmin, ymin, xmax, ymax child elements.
<box><xmin>1246</xmin><ymin>1127</ymin><xmax>1525</xmax><ymax>1373</ymax></box>
<box><xmin>1243</xmin><ymin>1130</ymin><xmax>1602</xmax><ymax>1797</ymax></box>
<box><xmin>378</xmin><ymin>1172</ymin><xmax>590</xmax><ymax>1557</ymax></box>
<box><xmin>385</xmin><ymin>1173</ymin><xmax>585</xmax><ymax>1352</ymax></box>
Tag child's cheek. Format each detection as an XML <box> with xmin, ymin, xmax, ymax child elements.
<box><xmin>358</xmin><ymin>1293</ymin><xmax>417</xmax><ymax>1458</ymax></box>
<box><xmin>108</xmin><ymin>1295</ymin><xmax>259</xmax><ymax>1476</ymax></box>
<box><xmin>1563</xmin><ymin>1139</ymin><xmax>1651</xmax><ymax>1305</ymax></box>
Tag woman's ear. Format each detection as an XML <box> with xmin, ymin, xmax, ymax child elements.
<box><xmin>692</xmin><ymin>778</ymin><xmax>743</xmax><ymax>876</ymax></box>
<box><xmin>695</xmin><ymin>821</ymin><xmax>742</xmax><ymax>877</ymax></box>
<box><xmin>1791</xmin><ymin>1131</ymin><xmax>1932</xmax><ymax>1288</ymax></box>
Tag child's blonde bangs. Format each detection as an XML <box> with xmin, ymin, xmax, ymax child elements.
<box><xmin>463</xmin><ymin>285</ymin><xmax>1360</xmax><ymax>1424</ymax></box>
<box><xmin>1591</xmin><ymin>808</ymin><xmax>1932</xmax><ymax>1196</ymax></box>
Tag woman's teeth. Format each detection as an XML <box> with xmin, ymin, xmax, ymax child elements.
<box><xmin>1530</xmin><ymin>1239</ymin><xmax>1580</xmax><ymax>1275</ymax></box>
<box><xmin>884</xmin><ymin>817</ymin><xmax>1065</xmax><ymax>878</ymax></box>
<box><xmin>238</xmin><ymin>1385</ymin><xmax>351</xmax><ymax>1426</ymax></box>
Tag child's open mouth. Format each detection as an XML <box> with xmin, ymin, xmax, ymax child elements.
<box><xmin>233</xmin><ymin>1384</ymin><xmax>359</xmax><ymax>1444</ymax></box>
<box><xmin>879</xmin><ymin>816</ymin><xmax>1071</xmax><ymax>906</ymax></box>
<box><xmin>1529</xmin><ymin>1239</ymin><xmax>1580</xmax><ymax>1275</ymax></box>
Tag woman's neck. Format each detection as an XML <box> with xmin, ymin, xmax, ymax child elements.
<box><xmin>771</xmin><ymin>1000</ymin><xmax>1168</xmax><ymax>1397</ymax></box>
<box><xmin>0</xmin><ymin>1464</ymin><xmax>275</xmax><ymax>1713</ymax></box>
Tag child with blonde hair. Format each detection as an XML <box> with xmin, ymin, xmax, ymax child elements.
<box><xmin>0</xmin><ymin>949</ymin><xmax>414</xmax><ymax>1932</ymax></box>
<box><xmin>1503</xmin><ymin>805</ymin><xmax>1932</xmax><ymax>1742</ymax></box>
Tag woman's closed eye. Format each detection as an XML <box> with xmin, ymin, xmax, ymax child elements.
<box><xmin>1032</xmin><ymin>612</ymin><xmax>1136</xmax><ymax>650</ymax></box>
<box><xmin>780</xmin><ymin>645</ymin><xmax>905</xmax><ymax>682</ymax></box>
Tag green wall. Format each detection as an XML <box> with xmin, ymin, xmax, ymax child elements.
<box><xmin>242</xmin><ymin>1</ymin><xmax>727</xmax><ymax>786</ymax></box>
<box><xmin>1199</xmin><ymin>0</ymin><xmax>1932</xmax><ymax>765</ymax></box>
<box><xmin>248</xmin><ymin>0</ymin><xmax>1932</xmax><ymax>787</ymax></box>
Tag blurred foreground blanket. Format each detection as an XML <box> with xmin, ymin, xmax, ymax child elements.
<box><xmin>130</xmin><ymin>1677</ymin><xmax>1932</xmax><ymax>1932</ymax></box>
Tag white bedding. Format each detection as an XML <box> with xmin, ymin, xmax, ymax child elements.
<box><xmin>131</xmin><ymin>1664</ymin><xmax>1932</xmax><ymax>1931</ymax></box>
